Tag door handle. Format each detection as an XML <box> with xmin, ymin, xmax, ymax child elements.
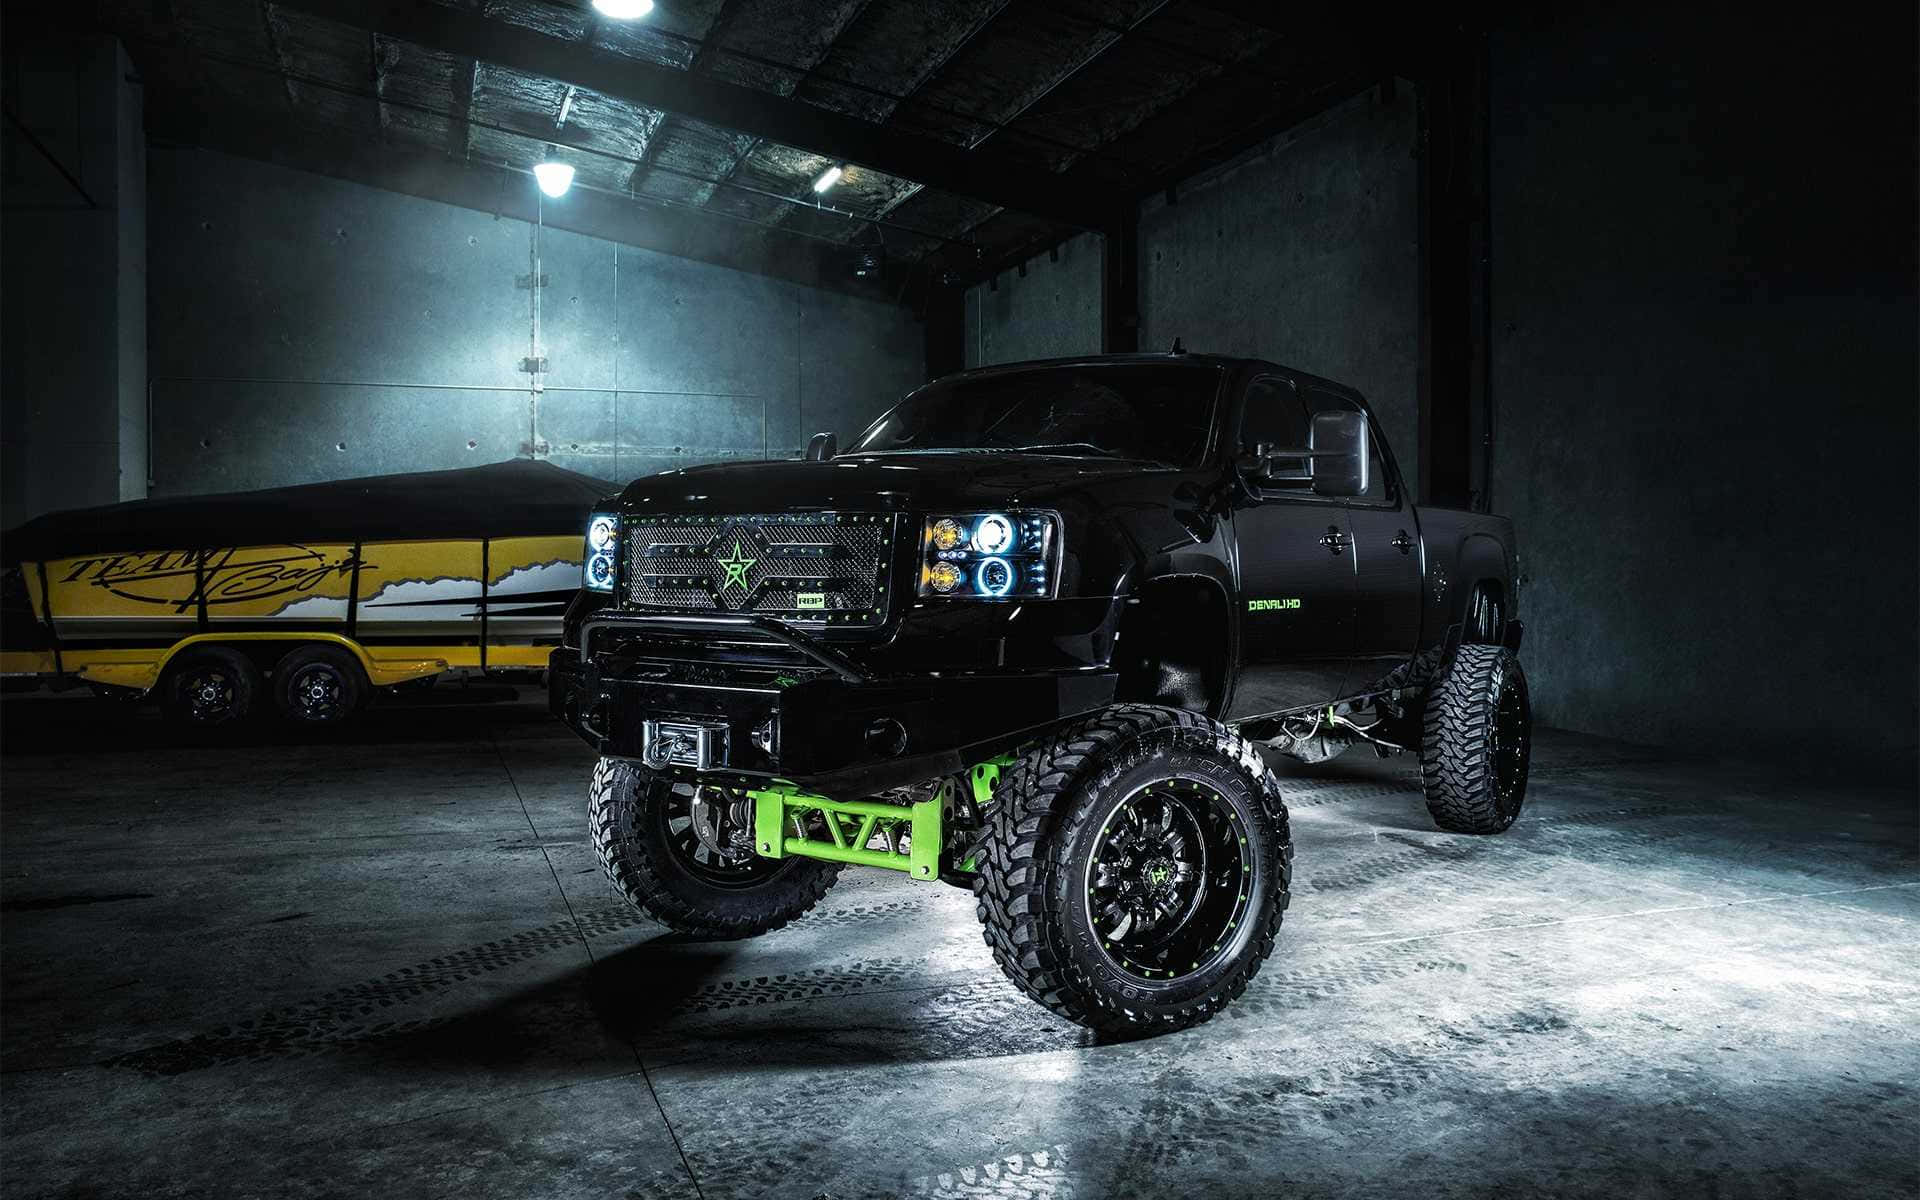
<box><xmin>1391</xmin><ymin>530</ymin><xmax>1414</xmax><ymax>555</ymax></box>
<box><xmin>1318</xmin><ymin>526</ymin><xmax>1349</xmax><ymax>555</ymax></box>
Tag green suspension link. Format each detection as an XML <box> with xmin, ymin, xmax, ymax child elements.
<box><xmin>748</xmin><ymin>754</ymin><xmax>1018</xmax><ymax>882</ymax></box>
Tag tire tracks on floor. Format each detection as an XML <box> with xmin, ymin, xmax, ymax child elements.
<box><xmin>101</xmin><ymin>896</ymin><xmax>929</xmax><ymax>1076</ymax></box>
<box><xmin>101</xmin><ymin>799</ymin><xmax>1764</xmax><ymax>1077</ymax></box>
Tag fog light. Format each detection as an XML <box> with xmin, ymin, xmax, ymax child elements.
<box><xmin>865</xmin><ymin>717</ymin><xmax>907</xmax><ymax>757</ymax></box>
<box><xmin>752</xmin><ymin>718</ymin><xmax>777</xmax><ymax>758</ymax></box>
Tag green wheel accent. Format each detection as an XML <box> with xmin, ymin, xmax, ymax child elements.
<box><xmin>1084</xmin><ymin>773</ymin><xmax>1259</xmax><ymax>985</ymax></box>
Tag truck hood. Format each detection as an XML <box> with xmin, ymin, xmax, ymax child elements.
<box><xmin>615</xmin><ymin>452</ymin><xmax>1184</xmax><ymax>514</ymax></box>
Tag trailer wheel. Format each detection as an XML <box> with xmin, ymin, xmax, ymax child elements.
<box><xmin>274</xmin><ymin>644</ymin><xmax>369</xmax><ymax>725</ymax></box>
<box><xmin>160</xmin><ymin>646</ymin><xmax>261</xmax><ymax>727</ymax></box>
<box><xmin>1420</xmin><ymin>644</ymin><xmax>1531</xmax><ymax>833</ymax></box>
<box><xmin>973</xmin><ymin>704</ymin><xmax>1291</xmax><ymax>1036</ymax></box>
<box><xmin>588</xmin><ymin>758</ymin><xmax>840</xmax><ymax>938</ymax></box>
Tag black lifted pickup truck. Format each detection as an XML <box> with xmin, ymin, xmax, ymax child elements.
<box><xmin>552</xmin><ymin>352</ymin><xmax>1529</xmax><ymax>1034</ymax></box>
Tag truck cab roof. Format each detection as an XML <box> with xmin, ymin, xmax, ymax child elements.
<box><xmin>929</xmin><ymin>351</ymin><xmax>1368</xmax><ymax>405</ymax></box>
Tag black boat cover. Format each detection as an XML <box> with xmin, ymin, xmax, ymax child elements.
<box><xmin>2</xmin><ymin>459</ymin><xmax>616</xmax><ymax>565</ymax></box>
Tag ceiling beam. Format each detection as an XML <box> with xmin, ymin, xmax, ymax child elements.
<box><xmin>621</xmin><ymin>0</ymin><xmax>745</xmax><ymax>196</ymax></box>
<box><xmin>270</xmin><ymin>0</ymin><xmax>1114</xmax><ymax>229</ymax></box>
<box><xmin>857</xmin><ymin>1</ymin><xmax>1174</xmax><ymax>242</ymax></box>
<box><xmin>145</xmin><ymin>99</ymin><xmax>920</xmax><ymax>303</ymax></box>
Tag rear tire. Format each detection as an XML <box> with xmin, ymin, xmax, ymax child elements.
<box><xmin>973</xmin><ymin>705</ymin><xmax>1291</xmax><ymax>1036</ymax></box>
<box><xmin>1420</xmin><ymin>644</ymin><xmax>1531</xmax><ymax>833</ymax></box>
<box><xmin>588</xmin><ymin>758</ymin><xmax>840</xmax><ymax>938</ymax></box>
<box><xmin>159</xmin><ymin>646</ymin><xmax>261</xmax><ymax>728</ymax></box>
<box><xmin>274</xmin><ymin>644</ymin><xmax>370</xmax><ymax>726</ymax></box>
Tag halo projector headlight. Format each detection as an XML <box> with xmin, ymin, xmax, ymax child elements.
<box><xmin>587</xmin><ymin>515</ymin><xmax>618</xmax><ymax>551</ymax></box>
<box><xmin>582</xmin><ymin>512</ymin><xmax>619</xmax><ymax>593</ymax></box>
<box><xmin>917</xmin><ymin>511</ymin><xmax>1059</xmax><ymax>600</ymax></box>
<box><xmin>971</xmin><ymin>513</ymin><xmax>1014</xmax><ymax>554</ymax></box>
<box><xmin>975</xmin><ymin>556</ymin><xmax>1014</xmax><ymax>597</ymax></box>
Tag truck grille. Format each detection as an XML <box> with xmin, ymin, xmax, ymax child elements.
<box><xmin>624</xmin><ymin>512</ymin><xmax>897</xmax><ymax>625</ymax></box>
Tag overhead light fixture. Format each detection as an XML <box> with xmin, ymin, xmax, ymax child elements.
<box><xmin>533</xmin><ymin>161</ymin><xmax>575</xmax><ymax>198</ymax></box>
<box><xmin>812</xmin><ymin>164</ymin><xmax>844</xmax><ymax>194</ymax></box>
<box><xmin>591</xmin><ymin>0</ymin><xmax>654</xmax><ymax>18</ymax></box>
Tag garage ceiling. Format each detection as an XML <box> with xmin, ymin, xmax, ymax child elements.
<box><xmin>96</xmin><ymin>0</ymin><xmax>1415</xmax><ymax>289</ymax></box>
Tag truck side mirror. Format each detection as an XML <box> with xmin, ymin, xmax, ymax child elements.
<box><xmin>1309</xmin><ymin>411</ymin><xmax>1369</xmax><ymax>497</ymax></box>
<box><xmin>805</xmin><ymin>432</ymin><xmax>837</xmax><ymax>462</ymax></box>
<box><xmin>1238</xmin><ymin>440</ymin><xmax>1312</xmax><ymax>489</ymax></box>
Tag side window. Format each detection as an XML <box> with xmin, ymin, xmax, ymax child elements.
<box><xmin>1238</xmin><ymin>377</ymin><xmax>1311</xmax><ymax>475</ymax></box>
<box><xmin>1305</xmin><ymin>389</ymin><xmax>1392</xmax><ymax>504</ymax></box>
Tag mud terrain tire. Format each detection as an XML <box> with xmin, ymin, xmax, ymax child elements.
<box><xmin>1420</xmin><ymin>644</ymin><xmax>1532</xmax><ymax>833</ymax></box>
<box><xmin>589</xmin><ymin>758</ymin><xmax>840</xmax><ymax>938</ymax></box>
<box><xmin>973</xmin><ymin>705</ymin><xmax>1291</xmax><ymax>1036</ymax></box>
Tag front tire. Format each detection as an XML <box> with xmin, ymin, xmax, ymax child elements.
<box><xmin>1420</xmin><ymin>644</ymin><xmax>1532</xmax><ymax>833</ymax></box>
<box><xmin>588</xmin><ymin>758</ymin><xmax>840</xmax><ymax>938</ymax></box>
<box><xmin>973</xmin><ymin>705</ymin><xmax>1292</xmax><ymax>1036</ymax></box>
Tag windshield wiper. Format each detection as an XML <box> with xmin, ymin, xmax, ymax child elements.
<box><xmin>1008</xmin><ymin>442</ymin><xmax>1115</xmax><ymax>456</ymax></box>
<box><xmin>1009</xmin><ymin>442</ymin><xmax>1176</xmax><ymax>466</ymax></box>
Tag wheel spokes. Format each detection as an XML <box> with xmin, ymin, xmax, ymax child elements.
<box><xmin>1087</xmin><ymin>778</ymin><xmax>1253</xmax><ymax>981</ymax></box>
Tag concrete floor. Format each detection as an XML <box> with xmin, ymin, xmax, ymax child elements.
<box><xmin>1</xmin><ymin>687</ymin><xmax>1914</xmax><ymax>1200</ymax></box>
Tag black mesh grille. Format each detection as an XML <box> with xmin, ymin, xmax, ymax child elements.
<box><xmin>624</xmin><ymin>512</ymin><xmax>896</xmax><ymax>625</ymax></box>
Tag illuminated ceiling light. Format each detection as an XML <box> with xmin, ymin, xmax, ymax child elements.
<box><xmin>591</xmin><ymin>0</ymin><xmax>655</xmax><ymax>18</ymax></box>
<box><xmin>812</xmin><ymin>164</ymin><xmax>844</xmax><ymax>194</ymax></box>
<box><xmin>532</xmin><ymin>161</ymin><xmax>575</xmax><ymax>198</ymax></box>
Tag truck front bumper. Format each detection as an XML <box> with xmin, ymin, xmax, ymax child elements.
<box><xmin>548</xmin><ymin>611</ymin><xmax>1117</xmax><ymax>794</ymax></box>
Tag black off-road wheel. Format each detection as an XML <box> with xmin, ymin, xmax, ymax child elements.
<box><xmin>588</xmin><ymin>758</ymin><xmax>840</xmax><ymax>938</ymax></box>
<box><xmin>973</xmin><ymin>705</ymin><xmax>1292</xmax><ymax>1037</ymax></box>
<box><xmin>1420</xmin><ymin>643</ymin><xmax>1532</xmax><ymax>833</ymax></box>
<box><xmin>159</xmin><ymin>645</ymin><xmax>261</xmax><ymax>728</ymax></box>
<box><xmin>273</xmin><ymin>644</ymin><xmax>369</xmax><ymax>726</ymax></box>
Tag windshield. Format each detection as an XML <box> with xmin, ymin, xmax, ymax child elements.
<box><xmin>845</xmin><ymin>363</ymin><xmax>1222</xmax><ymax>467</ymax></box>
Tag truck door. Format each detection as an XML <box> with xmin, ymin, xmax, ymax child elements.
<box><xmin>1305</xmin><ymin>387</ymin><xmax>1424</xmax><ymax>691</ymax></box>
<box><xmin>1226</xmin><ymin>375</ymin><xmax>1356</xmax><ymax>720</ymax></box>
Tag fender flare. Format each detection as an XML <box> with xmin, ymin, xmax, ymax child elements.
<box><xmin>1453</xmin><ymin>533</ymin><xmax>1512</xmax><ymax>626</ymax></box>
<box><xmin>1107</xmin><ymin>567</ymin><xmax>1238</xmax><ymax>720</ymax></box>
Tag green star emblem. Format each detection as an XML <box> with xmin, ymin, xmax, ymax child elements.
<box><xmin>716</xmin><ymin>538</ymin><xmax>757</xmax><ymax>594</ymax></box>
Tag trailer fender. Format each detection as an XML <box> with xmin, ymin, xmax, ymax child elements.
<box><xmin>70</xmin><ymin>633</ymin><xmax>448</xmax><ymax>694</ymax></box>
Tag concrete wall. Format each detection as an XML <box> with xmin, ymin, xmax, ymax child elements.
<box><xmin>962</xmin><ymin>89</ymin><xmax>1419</xmax><ymax>494</ymax></box>
<box><xmin>955</xmin><ymin>26</ymin><xmax>1917</xmax><ymax>778</ymax></box>
<box><xmin>964</xmin><ymin>231</ymin><xmax>1103</xmax><ymax>368</ymax></box>
<box><xmin>1</xmin><ymin>36</ymin><xmax>146</xmax><ymax>527</ymax></box>
<box><xmin>1488</xmin><ymin>9</ymin><xmax>1919</xmax><ymax>777</ymax></box>
<box><xmin>1139</xmin><ymin>87</ymin><xmax>1420</xmax><ymax>497</ymax></box>
<box><xmin>145</xmin><ymin>147</ymin><xmax>925</xmax><ymax>494</ymax></box>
